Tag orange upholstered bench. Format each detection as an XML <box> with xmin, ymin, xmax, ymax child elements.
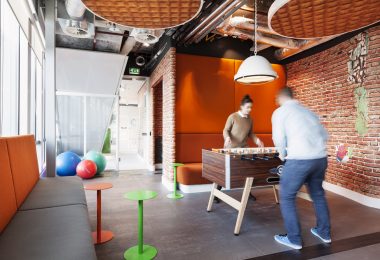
<box><xmin>0</xmin><ymin>135</ymin><xmax>96</xmax><ymax>259</ymax></box>
<box><xmin>176</xmin><ymin>163</ymin><xmax>210</xmax><ymax>185</ymax></box>
<box><xmin>175</xmin><ymin>133</ymin><xmax>274</xmax><ymax>192</ymax></box>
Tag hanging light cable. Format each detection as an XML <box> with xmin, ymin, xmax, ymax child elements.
<box><xmin>234</xmin><ymin>0</ymin><xmax>278</xmax><ymax>84</ymax></box>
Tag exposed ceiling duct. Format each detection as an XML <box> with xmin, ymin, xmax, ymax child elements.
<box><xmin>65</xmin><ymin>0</ymin><xmax>86</xmax><ymax>19</ymax></box>
<box><xmin>216</xmin><ymin>14</ymin><xmax>338</xmax><ymax>60</ymax></box>
<box><xmin>220</xmin><ymin>16</ymin><xmax>273</xmax><ymax>35</ymax></box>
<box><xmin>181</xmin><ymin>0</ymin><xmax>235</xmax><ymax>44</ymax></box>
<box><xmin>216</xmin><ymin>24</ymin><xmax>303</xmax><ymax>49</ymax></box>
<box><xmin>121</xmin><ymin>37</ymin><xmax>137</xmax><ymax>55</ymax></box>
<box><xmin>192</xmin><ymin>0</ymin><xmax>247</xmax><ymax>44</ymax></box>
<box><xmin>274</xmin><ymin>36</ymin><xmax>336</xmax><ymax>60</ymax></box>
<box><xmin>57</xmin><ymin>0</ymin><xmax>95</xmax><ymax>38</ymax></box>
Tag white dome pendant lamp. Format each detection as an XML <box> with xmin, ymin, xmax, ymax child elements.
<box><xmin>234</xmin><ymin>0</ymin><xmax>278</xmax><ymax>84</ymax></box>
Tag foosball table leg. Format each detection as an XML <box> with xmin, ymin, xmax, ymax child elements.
<box><xmin>207</xmin><ymin>183</ymin><xmax>218</xmax><ymax>212</ymax></box>
<box><xmin>273</xmin><ymin>185</ymin><xmax>279</xmax><ymax>204</ymax></box>
<box><xmin>234</xmin><ymin>177</ymin><xmax>254</xmax><ymax>236</ymax></box>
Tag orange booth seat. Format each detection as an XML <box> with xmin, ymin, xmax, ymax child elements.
<box><xmin>0</xmin><ymin>135</ymin><xmax>96</xmax><ymax>259</ymax></box>
<box><xmin>175</xmin><ymin>133</ymin><xmax>274</xmax><ymax>186</ymax></box>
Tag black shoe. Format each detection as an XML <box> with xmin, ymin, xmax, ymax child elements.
<box><xmin>214</xmin><ymin>197</ymin><xmax>220</xmax><ymax>203</ymax></box>
<box><xmin>250</xmin><ymin>193</ymin><xmax>257</xmax><ymax>201</ymax></box>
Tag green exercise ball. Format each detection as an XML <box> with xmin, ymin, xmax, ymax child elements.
<box><xmin>85</xmin><ymin>150</ymin><xmax>107</xmax><ymax>175</ymax></box>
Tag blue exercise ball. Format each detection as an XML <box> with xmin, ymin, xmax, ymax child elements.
<box><xmin>56</xmin><ymin>151</ymin><xmax>81</xmax><ymax>176</ymax></box>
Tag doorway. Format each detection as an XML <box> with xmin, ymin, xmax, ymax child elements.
<box><xmin>153</xmin><ymin>80</ymin><xmax>163</xmax><ymax>168</ymax></box>
<box><xmin>107</xmin><ymin>77</ymin><xmax>149</xmax><ymax>171</ymax></box>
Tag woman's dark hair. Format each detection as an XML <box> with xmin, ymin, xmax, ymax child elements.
<box><xmin>241</xmin><ymin>95</ymin><xmax>253</xmax><ymax>106</ymax></box>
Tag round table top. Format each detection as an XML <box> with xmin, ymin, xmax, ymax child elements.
<box><xmin>124</xmin><ymin>190</ymin><xmax>157</xmax><ymax>201</ymax></box>
<box><xmin>173</xmin><ymin>163</ymin><xmax>184</xmax><ymax>167</ymax></box>
<box><xmin>84</xmin><ymin>182</ymin><xmax>113</xmax><ymax>191</ymax></box>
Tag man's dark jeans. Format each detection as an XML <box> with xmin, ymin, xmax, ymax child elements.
<box><xmin>280</xmin><ymin>157</ymin><xmax>331</xmax><ymax>245</ymax></box>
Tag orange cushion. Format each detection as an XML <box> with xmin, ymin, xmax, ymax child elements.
<box><xmin>177</xmin><ymin>163</ymin><xmax>211</xmax><ymax>185</ymax></box>
<box><xmin>0</xmin><ymin>139</ymin><xmax>17</xmax><ymax>233</ymax></box>
<box><xmin>6</xmin><ymin>135</ymin><xmax>39</xmax><ymax>208</ymax></box>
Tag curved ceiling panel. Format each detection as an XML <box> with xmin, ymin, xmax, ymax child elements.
<box><xmin>82</xmin><ymin>0</ymin><xmax>203</xmax><ymax>29</ymax></box>
<box><xmin>268</xmin><ymin>0</ymin><xmax>380</xmax><ymax>39</ymax></box>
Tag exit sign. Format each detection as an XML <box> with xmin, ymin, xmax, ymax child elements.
<box><xmin>129</xmin><ymin>67</ymin><xmax>140</xmax><ymax>75</ymax></box>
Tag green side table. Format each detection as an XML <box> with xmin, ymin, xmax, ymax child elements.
<box><xmin>124</xmin><ymin>190</ymin><xmax>158</xmax><ymax>260</ymax></box>
<box><xmin>167</xmin><ymin>163</ymin><xmax>184</xmax><ymax>199</ymax></box>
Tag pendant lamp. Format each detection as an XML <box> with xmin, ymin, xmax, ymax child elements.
<box><xmin>234</xmin><ymin>0</ymin><xmax>278</xmax><ymax>84</ymax></box>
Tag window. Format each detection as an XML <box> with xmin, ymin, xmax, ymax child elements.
<box><xmin>0</xmin><ymin>0</ymin><xmax>46</xmax><ymax>172</ymax></box>
<box><xmin>1</xmin><ymin>0</ymin><xmax>20</xmax><ymax>135</ymax></box>
<box><xmin>19</xmin><ymin>30</ymin><xmax>29</xmax><ymax>134</ymax></box>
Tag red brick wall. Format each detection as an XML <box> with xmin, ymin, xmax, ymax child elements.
<box><xmin>150</xmin><ymin>48</ymin><xmax>176</xmax><ymax>180</ymax></box>
<box><xmin>286</xmin><ymin>25</ymin><xmax>380</xmax><ymax>198</ymax></box>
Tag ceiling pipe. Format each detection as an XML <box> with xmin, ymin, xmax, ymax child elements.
<box><xmin>224</xmin><ymin>16</ymin><xmax>274</xmax><ymax>35</ymax></box>
<box><xmin>274</xmin><ymin>36</ymin><xmax>336</xmax><ymax>60</ymax></box>
<box><xmin>192</xmin><ymin>0</ymin><xmax>247</xmax><ymax>44</ymax></box>
<box><xmin>120</xmin><ymin>37</ymin><xmax>137</xmax><ymax>55</ymax></box>
<box><xmin>217</xmin><ymin>26</ymin><xmax>303</xmax><ymax>49</ymax></box>
<box><xmin>65</xmin><ymin>0</ymin><xmax>86</xmax><ymax>19</ymax></box>
<box><xmin>173</xmin><ymin>0</ymin><xmax>219</xmax><ymax>40</ymax></box>
<box><xmin>181</xmin><ymin>0</ymin><xmax>235</xmax><ymax>44</ymax></box>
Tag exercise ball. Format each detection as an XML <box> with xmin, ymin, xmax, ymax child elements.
<box><xmin>84</xmin><ymin>150</ymin><xmax>107</xmax><ymax>175</ymax></box>
<box><xmin>76</xmin><ymin>160</ymin><xmax>97</xmax><ymax>179</ymax></box>
<box><xmin>56</xmin><ymin>151</ymin><xmax>81</xmax><ymax>176</ymax></box>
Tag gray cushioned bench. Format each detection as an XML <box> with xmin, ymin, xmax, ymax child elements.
<box><xmin>0</xmin><ymin>135</ymin><xmax>96</xmax><ymax>260</ymax></box>
<box><xmin>0</xmin><ymin>176</ymin><xmax>97</xmax><ymax>260</ymax></box>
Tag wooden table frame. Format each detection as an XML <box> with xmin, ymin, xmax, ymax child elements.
<box><xmin>207</xmin><ymin>180</ymin><xmax>278</xmax><ymax>235</ymax></box>
<box><xmin>202</xmin><ymin>149</ymin><xmax>281</xmax><ymax>235</ymax></box>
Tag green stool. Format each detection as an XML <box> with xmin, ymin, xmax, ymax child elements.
<box><xmin>124</xmin><ymin>190</ymin><xmax>158</xmax><ymax>260</ymax></box>
<box><xmin>167</xmin><ymin>163</ymin><xmax>184</xmax><ymax>199</ymax></box>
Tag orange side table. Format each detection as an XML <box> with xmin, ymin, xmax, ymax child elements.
<box><xmin>84</xmin><ymin>182</ymin><xmax>114</xmax><ymax>244</ymax></box>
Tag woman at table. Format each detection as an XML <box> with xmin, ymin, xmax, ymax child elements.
<box><xmin>223</xmin><ymin>94</ymin><xmax>264</xmax><ymax>149</ymax></box>
<box><xmin>215</xmin><ymin>95</ymin><xmax>264</xmax><ymax>202</ymax></box>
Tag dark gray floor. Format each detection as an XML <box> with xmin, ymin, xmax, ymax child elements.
<box><xmin>83</xmin><ymin>171</ymin><xmax>380</xmax><ymax>260</ymax></box>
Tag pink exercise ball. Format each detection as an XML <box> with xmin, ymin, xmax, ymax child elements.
<box><xmin>76</xmin><ymin>160</ymin><xmax>97</xmax><ymax>179</ymax></box>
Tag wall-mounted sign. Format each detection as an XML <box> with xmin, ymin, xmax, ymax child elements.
<box><xmin>129</xmin><ymin>67</ymin><xmax>140</xmax><ymax>75</ymax></box>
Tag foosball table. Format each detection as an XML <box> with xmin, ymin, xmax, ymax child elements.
<box><xmin>202</xmin><ymin>147</ymin><xmax>283</xmax><ymax>235</ymax></box>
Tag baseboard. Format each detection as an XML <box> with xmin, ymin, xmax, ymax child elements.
<box><xmin>155</xmin><ymin>163</ymin><xmax>163</xmax><ymax>169</ymax></box>
<box><xmin>161</xmin><ymin>175</ymin><xmax>174</xmax><ymax>191</ymax></box>
<box><xmin>179</xmin><ymin>183</ymin><xmax>213</xmax><ymax>193</ymax></box>
<box><xmin>323</xmin><ymin>181</ymin><xmax>380</xmax><ymax>209</ymax></box>
<box><xmin>147</xmin><ymin>164</ymin><xmax>155</xmax><ymax>172</ymax></box>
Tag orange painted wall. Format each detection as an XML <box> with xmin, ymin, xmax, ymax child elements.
<box><xmin>176</xmin><ymin>54</ymin><xmax>236</xmax><ymax>133</ymax></box>
<box><xmin>176</xmin><ymin>54</ymin><xmax>286</xmax><ymax>134</ymax></box>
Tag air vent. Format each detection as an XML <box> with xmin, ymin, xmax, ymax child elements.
<box><xmin>130</xmin><ymin>29</ymin><xmax>164</xmax><ymax>44</ymax></box>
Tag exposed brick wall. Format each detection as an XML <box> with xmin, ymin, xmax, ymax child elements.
<box><xmin>150</xmin><ymin>48</ymin><xmax>176</xmax><ymax>180</ymax></box>
<box><xmin>286</xmin><ymin>25</ymin><xmax>380</xmax><ymax>198</ymax></box>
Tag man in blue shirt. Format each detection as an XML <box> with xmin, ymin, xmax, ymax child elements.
<box><xmin>272</xmin><ymin>87</ymin><xmax>331</xmax><ymax>250</ymax></box>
